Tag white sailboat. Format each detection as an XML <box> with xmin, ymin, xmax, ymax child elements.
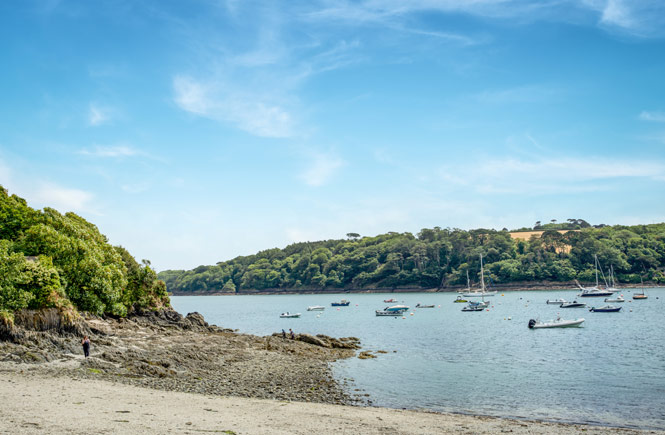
<box><xmin>462</xmin><ymin>254</ymin><xmax>497</xmax><ymax>297</ymax></box>
<box><xmin>576</xmin><ymin>254</ymin><xmax>614</xmax><ymax>297</ymax></box>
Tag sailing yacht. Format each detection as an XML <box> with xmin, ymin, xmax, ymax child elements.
<box><xmin>576</xmin><ymin>255</ymin><xmax>614</xmax><ymax>297</ymax></box>
<box><xmin>462</xmin><ymin>254</ymin><xmax>497</xmax><ymax>297</ymax></box>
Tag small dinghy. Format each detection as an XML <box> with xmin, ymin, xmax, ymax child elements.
<box><xmin>280</xmin><ymin>312</ymin><xmax>301</xmax><ymax>318</ymax></box>
<box><xmin>546</xmin><ymin>298</ymin><xmax>567</xmax><ymax>305</ymax></box>
<box><xmin>307</xmin><ymin>306</ymin><xmax>325</xmax><ymax>311</ymax></box>
<box><xmin>415</xmin><ymin>303</ymin><xmax>435</xmax><ymax>308</ymax></box>
<box><xmin>528</xmin><ymin>318</ymin><xmax>585</xmax><ymax>329</ymax></box>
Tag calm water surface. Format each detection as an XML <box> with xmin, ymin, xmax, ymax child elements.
<box><xmin>171</xmin><ymin>288</ymin><xmax>665</xmax><ymax>430</ymax></box>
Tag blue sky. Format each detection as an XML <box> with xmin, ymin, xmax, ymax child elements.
<box><xmin>1</xmin><ymin>0</ymin><xmax>665</xmax><ymax>271</ymax></box>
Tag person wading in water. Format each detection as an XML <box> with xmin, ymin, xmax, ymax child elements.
<box><xmin>81</xmin><ymin>336</ymin><xmax>90</xmax><ymax>358</ymax></box>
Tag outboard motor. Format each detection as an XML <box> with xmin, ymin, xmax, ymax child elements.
<box><xmin>528</xmin><ymin>319</ymin><xmax>536</xmax><ymax>329</ymax></box>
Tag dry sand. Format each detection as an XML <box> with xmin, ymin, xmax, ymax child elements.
<box><xmin>1</xmin><ymin>369</ymin><xmax>661</xmax><ymax>435</ymax></box>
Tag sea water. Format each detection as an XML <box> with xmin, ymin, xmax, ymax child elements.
<box><xmin>171</xmin><ymin>288</ymin><xmax>665</xmax><ymax>430</ymax></box>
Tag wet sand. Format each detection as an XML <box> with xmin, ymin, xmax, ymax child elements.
<box><xmin>1</xmin><ymin>369</ymin><xmax>661</xmax><ymax>435</ymax></box>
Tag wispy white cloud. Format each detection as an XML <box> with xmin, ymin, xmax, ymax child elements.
<box><xmin>88</xmin><ymin>103</ymin><xmax>110</xmax><ymax>126</ymax></box>
<box><xmin>582</xmin><ymin>0</ymin><xmax>665</xmax><ymax>37</ymax></box>
<box><xmin>0</xmin><ymin>158</ymin><xmax>97</xmax><ymax>214</ymax></box>
<box><xmin>121</xmin><ymin>182</ymin><xmax>151</xmax><ymax>194</ymax></box>
<box><xmin>439</xmin><ymin>155</ymin><xmax>665</xmax><ymax>195</ymax></box>
<box><xmin>308</xmin><ymin>0</ymin><xmax>665</xmax><ymax>39</ymax></box>
<box><xmin>473</xmin><ymin>84</ymin><xmax>563</xmax><ymax>104</ymax></box>
<box><xmin>33</xmin><ymin>183</ymin><xmax>95</xmax><ymax>213</ymax></box>
<box><xmin>78</xmin><ymin>145</ymin><xmax>140</xmax><ymax>158</ymax></box>
<box><xmin>639</xmin><ymin>110</ymin><xmax>665</xmax><ymax>122</ymax></box>
<box><xmin>173</xmin><ymin>75</ymin><xmax>295</xmax><ymax>138</ymax></box>
<box><xmin>299</xmin><ymin>151</ymin><xmax>345</xmax><ymax>186</ymax></box>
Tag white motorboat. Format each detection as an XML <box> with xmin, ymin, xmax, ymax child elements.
<box><xmin>528</xmin><ymin>318</ymin><xmax>585</xmax><ymax>329</ymax></box>
<box><xmin>385</xmin><ymin>304</ymin><xmax>409</xmax><ymax>312</ymax></box>
<box><xmin>280</xmin><ymin>312</ymin><xmax>301</xmax><ymax>318</ymax></box>
<box><xmin>461</xmin><ymin>304</ymin><xmax>485</xmax><ymax>312</ymax></box>
<box><xmin>546</xmin><ymin>298</ymin><xmax>567</xmax><ymax>305</ymax></box>
<box><xmin>604</xmin><ymin>295</ymin><xmax>625</xmax><ymax>303</ymax></box>
<box><xmin>415</xmin><ymin>303</ymin><xmax>435</xmax><ymax>308</ymax></box>
<box><xmin>307</xmin><ymin>306</ymin><xmax>325</xmax><ymax>311</ymax></box>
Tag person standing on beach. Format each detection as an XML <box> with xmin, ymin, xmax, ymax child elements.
<box><xmin>281</xmin><ymin>329</ymin><xmax>287</xmax><ymax>339</ymax></box>
<box><xmin>289</xmin><ymin>329</ymin><xmax>295</xmax><ymax>339</ymax></box>
<box><xmin>81</xmin><ymin>336</ymin><xmax>90</xmax><ymax>358</ymax></box>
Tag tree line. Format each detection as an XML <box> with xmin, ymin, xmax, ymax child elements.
<box><xmin>0</xmin><ymin>186</ymin><xmax>169</xmax><ymax>323</ymax></box>
<box><xmin>159</xmin><ymin>221</ymin><xmax>665</xmax><ymax>294</ymax></box>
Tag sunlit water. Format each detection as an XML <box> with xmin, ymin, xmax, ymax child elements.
<box><xmin>171</xmin><ymin>288</ymin><xmax>665</xmax><ymax>430</ymax></box>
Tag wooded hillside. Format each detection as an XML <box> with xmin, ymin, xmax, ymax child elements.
<box><xmin>159</xmin><ymin>221</ymin><xmax>665</xmax><ymax>294</ymax></box>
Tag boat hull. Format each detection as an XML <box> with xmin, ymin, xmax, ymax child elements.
<box><xmin>578</xmin><ymin>291</ymin><xmax>614</xmax><ymax>297</ymax></box>
<box><xmin>376</xmin><ymin>310</ymin><xmax>403</xmax><ymax>316</ymax></box>
<box><xmin>529</xmin><ymin>318</ymin><xmax>585</xmax><ymax>328</ymax></box>
<box><xmin>463</xmin><ymin>292</ymin><xmax>496</xmax><ymax>298</ymax></box>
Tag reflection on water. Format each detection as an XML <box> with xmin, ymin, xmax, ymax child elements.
<box><xmin>172</xmin><ymin>288</ymin><xmax>665</xmax><ymax>430</ymax></box>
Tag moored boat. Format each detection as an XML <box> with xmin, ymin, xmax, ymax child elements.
<box><xmin>454</xmin><ymin>295</ymin><xmax>468</xmax><ymax>303</ymax></box>
<box><xmin>307</xmin><ymin>305</ymin><xmax>325</xmax><ymax>311</ymax></box>
<box><xmin>576</xmin><ymin>255</ymin><xmax>614</xmax><ymax>297</ymax></box>
<box><xmin>462</xmin><ymin>304</ymin><xmax>485</xmax><ymax>312</ymax></box>
<box><xmin>604</xmin><ymin>295</ymin><xmax>625</xmax><ymax>303</ymax></box>
<box><xmin>560</xmin><ymin>300</ymin><xmax>586</xmax><ymax>308</ymax></box>
<box><xmin>280</xmin><ymin>312</ymin><xmax>301</xmax><ymax>318</ymax></box>
<box><xmin>589</xmin><ymin>305</ymin><xmax>622</xmax><ymax>312</ymax></box>
<box><xmin>415</xmin><ymin>303</ymin><xmax>435</xmax><ymax>308</ymax></box>
<box><xmin>528</xmin><ymin>317</ymin><xmax>585</xmax><ymax>329</ymax></box>
<box><xmin>462</xmin><ymin>254</ymin><xmax>497</xmax><ymax>297</ymax></box>
<box><xmin>384</xmin><ymin>304</ymin><xmax>409</xmax><ymax>312</ymax></box>
<box><xmin>331</xmin><ymin>299</ymin><xmax>350</xmax><ymax>306</ymax></box>
<box><xmin>633</xmin><ymin>285</ymin><xmax>648</xmax><ymax>300</ymax></box>
<box><xmin>546</xmin><ymin>298</ymin><xmax>567</xmax><ymax>305</ymax></box>
<box><xmin>383</xmin><ymin>298</ymin><xmax>399</xmax><ymax>303</ymax></box>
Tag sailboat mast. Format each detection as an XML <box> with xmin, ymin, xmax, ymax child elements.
<box><xmin>594</xmin><ymin>254</ymin><xmax>599</xmax><ymax>287</ymax></box>
<box><xmin>480</xmin><ymin>254</ymin><xmax>485</xmax><ymax>291</ymax></box>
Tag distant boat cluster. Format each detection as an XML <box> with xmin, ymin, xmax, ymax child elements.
<box><xmin>530</xmin><ymin>254</ymin><xmax>650</xmax><ymax>329</ymax></box>
<box><xmin>278</xmin><ymin>253</ymin><xmax>653</xmax><ymax>327</ymax></box>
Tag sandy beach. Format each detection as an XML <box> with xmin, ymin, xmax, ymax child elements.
<box><xmin>2</xmin><ymin>369</ymin><xmax>661</xmax><ymax>435</ymax></box>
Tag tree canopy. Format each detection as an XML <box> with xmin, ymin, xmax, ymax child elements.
<box><xmin>0</xmin><ymin>186</ymin><xmax>169</xmax><ymax>318</ymax></box>
<box><xmin>159</xmin><ymin>223</ymin><xmax>665</xmax><ymax>294</ymax></box>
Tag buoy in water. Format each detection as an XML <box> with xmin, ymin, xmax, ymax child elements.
<box><xmin>410</xmin><ymin>312</ymin><xmax>414</xmax><ymax>316</ymax></box>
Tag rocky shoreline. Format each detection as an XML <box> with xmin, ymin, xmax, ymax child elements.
<box><xmin>0</xmin><ymin>308</ymin><xmax>362</xmax><ymax>405</ymax></box>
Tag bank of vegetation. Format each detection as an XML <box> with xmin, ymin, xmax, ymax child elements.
<box><xmin>0</xmin><ymin>187</ymin><xmax>169</xmax><ymax>325</ymax></box>
<box><xmin>159</xmin><ymin>219</ymin><xmax>665</xmax><ymax>294</ymax></box>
